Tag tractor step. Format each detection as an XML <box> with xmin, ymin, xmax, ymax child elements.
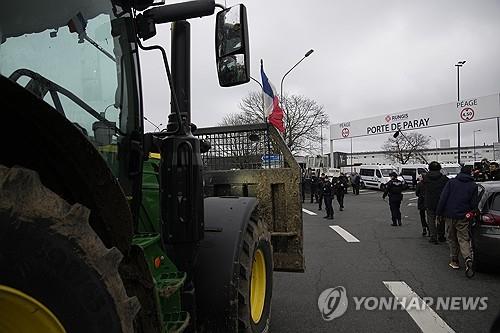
<box><xmin>157</xmin><ymin>271</ymin><xmax>187</xmax><ymax>299</ymax></box>
<box><xmin>163</xmin><ymin>311</ymin><xmax>190</xmax><ymax>333</ymax></box>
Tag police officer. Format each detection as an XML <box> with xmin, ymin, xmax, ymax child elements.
<box><xmin>322</xmin><ymin>176</ymin><xmax>334</xmax><ymax>219</ymax></box>
<box><xmin>382</xmin><ymin>172</ymin><xmax>404</xmax><ymax>226</ymax></box>
<box><xmin>317</xmin><ymin>173</ymin><xmax>325</xmax><ymax>210</ymax></box>
<box><xmin>310</xmin><ymin>175</ymin><xmax>318</xmax><ymax>203</ymax></box>
<box><xmin>301</xmin><ymin>169</ymin><xmax>306</xmax><ymax>203</ymax></box>
<box><xmin>334</xmin><ymin>174</ymin><xmax>348</xmax><ymax>211</ymax></box>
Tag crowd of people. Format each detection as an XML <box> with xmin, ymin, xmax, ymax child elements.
<box><xmin>471</xmin><ymin>158</ymin><xmax>500</xmax><ymax>182</ymax></box>
<box><xmin>302</xmin><ymin>170</ymin><xmax>350</xmax><ymax>220</ymax></box>
<box><xmin>301</xmin><ymin>159</ymin><xmax>499</xmax><ymax>278</ymax></box>
<box><xmin>384</xmin><ymin>161</ymin><xmax>482</xmax><ymax>277</ymax></box>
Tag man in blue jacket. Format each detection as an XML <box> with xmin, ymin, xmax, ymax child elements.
<box><xmin>436</xmin><ymin>165</ymin><xmax>478</xmax><ymax>275</ymax></box>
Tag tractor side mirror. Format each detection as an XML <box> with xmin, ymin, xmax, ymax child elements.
<box><xmin>215</xmin><ymin>4</ymin><xmax>250</xmax><ymax>87</ymax></box>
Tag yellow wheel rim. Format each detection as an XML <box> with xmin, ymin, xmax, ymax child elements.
<box><xmin>250</xmin><ymin>248</ymin><xmax>266</xmax><ymax>323</ymax></box>
<box><xmin>0</xmin><ymin>285</ymin><xmax>66</xmax><ymax>333</ymax></box>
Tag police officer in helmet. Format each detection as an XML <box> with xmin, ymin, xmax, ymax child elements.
<box><xmin>382</xmin><ymin>172</ymin><xmax>404</xmax><ymax>226</ymax></box>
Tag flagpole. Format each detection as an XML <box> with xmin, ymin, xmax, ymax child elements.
<box><xmin>252</xmin><ymin>67</ymin><xmax>272</xmax><ymax>168</ymax></box>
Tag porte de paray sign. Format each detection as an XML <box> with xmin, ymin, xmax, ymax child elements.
<box><xmin>331</xmin><ymin>94</ymin><xmax>500</xmax><ymax>140</ymax></box>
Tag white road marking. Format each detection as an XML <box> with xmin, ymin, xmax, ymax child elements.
<box><xmin>358</xmin><ymin>191</ymin><xmax>378</xmax><ymax>195</ymax></box>
<box><xmin>302</xmin><ymin>208</ymin><xmax>317</xmax><ymax>216</ymax></box>
<box><xmin>329</xmin><ymin>225</ymin><xmax>360</xmax><ymax>242</ymax></box>
<box><xmin>409</xmin><ymin>197</ymin><xmax>418</xmax><ymax>201</ymax></box>
<box><xmin>403</xmin><ymin>192</ymin><xmax>416</xmax><ymax>195</ymax></box>
<box><xmin>407</xmin><ymin>203</ymin><xmax>417</xmax><ymax>207</ymax></box>
<box><xmin>383</xmin><ymin>281</ymin><xmax>456</xmax><ymax>333</ymax></box>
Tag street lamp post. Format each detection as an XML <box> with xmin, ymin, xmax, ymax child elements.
<box><xmin>279</xmin><ymin>49</ymin><xmax>314</xmax><ymax>133</ymax></box>
<box><xmin>320</xmin><ymin>125</ymin><xmax>323</xmax><ymax>156</ymax></box>
<box><xmin>473</xmin><ymin>129</ymin><xmax>481</xmax><ymax>161</ymax></box>
<box><xmin>455</xmin><ymin>60</ymin><xmax>466</xmax><ymax>164</ymax></box>
<box><xmin>428</xmin><ymin>136</ymin><xmax>438</xmax><ymax>162</ymax></box>
<box><xmin>350</xmin><ymin>137</ymin><xmax>353</xmax><ymax>173</ymax></box>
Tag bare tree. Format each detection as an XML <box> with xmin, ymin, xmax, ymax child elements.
<box><xmin>382</xmin><ymin>132</ymin><xmax>430</xmax><ymax>164</ymax></box>
<box><xmin>220</xmin><ymin>91</ymin><xmax>265</xmax><ymax>126</ymax></box>
<box><xmin>219</xmin><ymin>91</ymin><xmax>329</xmax><ymax>154</ymax></box>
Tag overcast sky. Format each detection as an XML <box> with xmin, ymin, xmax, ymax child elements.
<box><xmin>140</xmin><ymin>0</ymin><xmax>500</xmax><ymax>154</ymax></box>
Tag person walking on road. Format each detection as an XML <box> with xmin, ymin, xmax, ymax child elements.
<box><xmin>317</xmin><ymin>173</ymin><xmax>325</xmax><ymax>211</ymax></box>
<box><xmin>322</xmin><ymin>176</ymin><xmax>334</xmax><ymax>219</ymax></box>
<box><xmin>436</xmin><ymin>165</ymin><xmax>478</xmax><ymax>275</ymax></box>
<box><xmin>415</xmin><ymin>174</ymin><xmax>429</xmax><ymax>236</ymax></box>
<box><xmin>310</xmin><ymin>174</ymin><xmax>318</xmax><ymax>203</ymax></box>
<box><xmin>334</xmin><ymin>173</ymin><xmax>348</xmax><ymax>211</ymax></box>
<box><xmin>352</xmin><ymin>172</ymin><xmax>361</xmax><ymax>195</ymax></box>
<box><xmin>382</xmin><ymin>172</ymin><xmax>404</xmax><ymax>226</ymax></box>
<box><xmin>422</xmin><ymin>161</ymin><xmax>449</xmax><ymax>244</ymax></box>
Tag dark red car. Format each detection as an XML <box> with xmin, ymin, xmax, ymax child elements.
<box><xmin>472</xmin><ymin>182</ymin><xmax>500</xmax><ymax>271</ymax></box>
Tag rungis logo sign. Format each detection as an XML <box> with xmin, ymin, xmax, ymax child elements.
<box><xmin>385</xmin><ymin>113</ymin><xmax>409</xmax><ymax>123</ymax></box>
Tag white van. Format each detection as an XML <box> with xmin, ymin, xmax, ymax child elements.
<box><xmin>358</xmin><ymin>165</ymin><xmax>402</xmax><ymax>190</ymax></box>
<box><xmin>398</xmin><ymin>164</ymin><xmax>429</xmax><ymax>187</ymax></box>
<box><xmin>440</xmin><ymin>163</ymin><xmax>461</xmax><ymax>179</ymax></box>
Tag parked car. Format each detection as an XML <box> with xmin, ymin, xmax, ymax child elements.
<box><xmin>472</xmin><ymin>182</ymin><xmax>500</xmax><ymax>272</ymax></box>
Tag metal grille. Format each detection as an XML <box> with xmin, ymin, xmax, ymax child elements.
<box><xmin>195</xmin><ymin>123</ymin><xmax>284</xmax><ymax>170</ymax></box>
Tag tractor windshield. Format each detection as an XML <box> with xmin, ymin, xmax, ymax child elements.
<box><xmin>0</xmin><ymin>1</ymin><xmax>139</xmax><ymax>175</ymax></box>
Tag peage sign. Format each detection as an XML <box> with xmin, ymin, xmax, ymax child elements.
<box><xmin>330</xmin><ymin>93</ymin><xmax>500</xmax><ymax>140</ymax></box>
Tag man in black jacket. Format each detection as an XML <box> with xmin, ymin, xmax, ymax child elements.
<box><xmin>334</xmin><ymin>173</ymin><xmax>348</xmax><ymax>211</ymax></box>
<box><xmin>352</xmin><ymin>172</ymin><xmax>361</xmax><ymax>195</ymax></box>
<box><xmin>489</xmin><ymin>162</ymin><xmax>500</xmax><ymax>181</ymax></box>
<box><xmin>415</xmin><ymin>174</ymin><xmax>428</xmax><ymax>236</ymax></box>
<box><xmin>322</xmin><ymin>176</ymin><xmax>334</xmax><ymax>219</ymax></box>
<box><xmin>317</xmin><ymin>173</ymin><xmax>325</xmax><ymax>210</ymax></box>
<box><xmin>310</xmin><ymin>175</ymin><xmax>318</xmax><ymax>203</ymax></box>
<box><xmin>422</xmin><ymin>161</ymin><xmax>449</xmax><ymax>244</ymax></box>
<box><xmin>437</xmin><ymin>165</ymin><xmax>478</xmax><ymax>275</ymax></box>
<box><xmin>382</xmin><ymin>172</ymin><xmax>404</xmax><ymax>226</ymax></box>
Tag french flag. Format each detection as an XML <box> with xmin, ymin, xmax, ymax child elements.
<box><xmin>261</xmin><ymin>61</ymin><xmax>285</xmax><ymax>132</ymax></box>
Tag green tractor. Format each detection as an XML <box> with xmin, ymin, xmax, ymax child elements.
<box><xmin>0</xmin><ymin>1</ymin><xmax>303</xmax><ymax>332</ymax></box>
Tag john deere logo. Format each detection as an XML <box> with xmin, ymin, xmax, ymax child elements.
<box><xmin>318</xmin><ymin>286</ymin><xmax>348</xmax><ymax>321</ymax></box>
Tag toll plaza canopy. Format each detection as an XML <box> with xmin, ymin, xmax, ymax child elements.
<box><xmin>330</xmin><ymin>93</ymin><xmax>500</xmax><ymax>140</ymax></box>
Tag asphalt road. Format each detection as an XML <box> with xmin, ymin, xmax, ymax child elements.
<box><xmin>270</xmin><ymin>189</ymin><xmax>500</xmax><ymax>333</ymax></box>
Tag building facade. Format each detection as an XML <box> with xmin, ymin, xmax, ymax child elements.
<box><xmin>343</xmin><ymin>145</ymin><xmax>496</xmax><ymax>166</ymax></box>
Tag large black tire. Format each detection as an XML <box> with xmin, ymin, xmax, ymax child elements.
<box><xmin>0</xmin><ymin>165</ymin><xmax>139</xmax><ymax>333</ymax></box>
<box><xmin>238</xmin><ymin>215</ymin><xmax>273</xmax><ymax>333</ymax></box>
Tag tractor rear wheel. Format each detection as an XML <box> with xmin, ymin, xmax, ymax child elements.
<box><xmin>238</xmin><ymin>216</ymin><xmax>273</xmax><ymax>333</ymax></box>
<box><xmin>0</xmin><ymin>165</ymin><xmax>139</xmax><ymax>333</ymax></box>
